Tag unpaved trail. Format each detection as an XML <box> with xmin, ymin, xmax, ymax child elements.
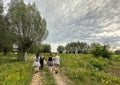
<box><xmin>53</xmin><ymin>73</ymin><xmax>72</xmax><ymax>85</ymax></box>
<box><xmin>53</xmin><ymin>74</ymin><xmax>67</xmax><ymax>85</ymax></box>
<box><xmin>30</xmin><ymin>72</ymin><xmax>42</xmax><ymax>85</ymax></box>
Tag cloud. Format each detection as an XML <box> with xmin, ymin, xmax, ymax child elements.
<box><xmin>33</xmin><ymin>0</ymin><xmax>120</xmax><ymax>51</ymax></box>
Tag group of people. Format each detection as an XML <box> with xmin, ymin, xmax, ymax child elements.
<box><xmin>33</xmin><ymin>53</ymin><xmax>60</xmax><ymax>74</ymax></box>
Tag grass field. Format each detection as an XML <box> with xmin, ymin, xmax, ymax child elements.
<box><xmin>0</xmin><ymin>53</ymin><xmax>33</xmax><ymax>85</ymax></box>
<box><xmin>0</xmin><ymin>53</ymin><xmax>120</xmax><ymax>85</ymax></box>
<box><xmin>59</xmin><ymin>54</ymin><xmax>120</xmax><ymax>85</ymax></box>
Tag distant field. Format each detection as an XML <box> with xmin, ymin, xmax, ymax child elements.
<box><xmin>0</xmin><ymin>53</ymin><xmax>120</xmax><ymax>85</ymax></box>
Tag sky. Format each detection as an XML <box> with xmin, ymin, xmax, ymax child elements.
<box><xmin>3</xmin><ymin>0</ymin><xmax>120</xmax><ymax>52</ymax></box>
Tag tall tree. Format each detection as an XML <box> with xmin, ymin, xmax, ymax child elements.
<box><xmin>0</xmin><ymin>15</ymin><xmax>16</xmax><ymax>55</ymax></box>
<box><xmin>0</xmin><ymin>0</ymin><xmax>15</xmax><ymax>55</ymax></box>
<box><xmin>0</xmin><ymin>0</ymin><xmax>3</xmax><ymax>15</ymax></box>
<box><xmin>8</xmin><ymin>0</ymin><xmax>48</xmax><ymax>61</ymax></box>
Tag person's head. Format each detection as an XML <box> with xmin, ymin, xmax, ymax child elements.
<box><xmin>49</xmin><ymin>53</ymin><xmax>52</xmax><ymax>56</ymax></box>
<box><xmin>36</xmin><ymin>53</ymin><xmax>39</xmax><ymax>58</ymax></box>
<box><xmin>40</xmin><ymin>54</ymin><xmax>44</xmax><ymax>58</ymax></box>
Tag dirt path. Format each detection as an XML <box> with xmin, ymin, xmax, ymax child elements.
<box><xmin>30</xmin><ymin>72</ymin><xmax>42</xmax><ymax>85</ymax></box>
<box><xmin>53</xmin><ymin>72</ymin><xmax>72</xmax><ymax>85</ymax></box>
<box><xmin>53</xmin><ymin>73</ymin><xmax>67</xmax><ymax>85</ymax></box>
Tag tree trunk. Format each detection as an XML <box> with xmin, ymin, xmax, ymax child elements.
<box><xmin>23</xmin><ymin>52</ymin><xmax>27</xmax><ymax>61</ymax></box>
<box><xmin>3</xmin><ymin>48</ymin><xmax>7</xmax><ymax>55</ymax></box>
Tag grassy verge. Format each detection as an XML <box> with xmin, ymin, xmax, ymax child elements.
<box><xmin>0</xmin><ymin>53</ymin><xmax>33</xmax><ymax>85</ymax></box>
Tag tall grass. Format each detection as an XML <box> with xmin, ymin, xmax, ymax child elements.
<box><xmin>59</xmin><ymin>53</ymin><xmax>120</xmax><ymax>85</ymax></box>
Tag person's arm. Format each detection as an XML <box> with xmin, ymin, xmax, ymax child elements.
<box><xmin>44</xmin><ymin>59</ymin><xmax>47</xmax><ymax>64</ymax></box>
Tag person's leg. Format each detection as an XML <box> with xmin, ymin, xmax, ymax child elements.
<box><xmin>34</xmin><ymin>66</ymin><xmax>38</xmax><ymax>73</ymax></box>
<box><xmin>41</xmin><ymin>63</ymin><xmax>43</xmax><ymax>70</ymax></box>
<box><xmin>55</xmin><ymin>64</ymin><xmax>59</xmax><ymax>74</ymax></box>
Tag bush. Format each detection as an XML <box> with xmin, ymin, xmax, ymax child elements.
<box><xmin>89</xmin><ymin>57</ymin><xmax>108</xmax><ymax>70</ymax></box>
<box><xmin>91</xmin><ymin>44</ymin><xmax>112</xmax><ymax>59</ymax></box>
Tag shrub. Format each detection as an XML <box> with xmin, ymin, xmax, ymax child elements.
<box><xmin>91</xmin><ymin>44</ymin><xmax>112</xmax><ymax>59</ymax></box>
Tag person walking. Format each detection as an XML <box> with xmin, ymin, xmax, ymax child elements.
<box><xmin>47</xmin><ymin>53</ymin><xmax>53</xmax><ymax>73</ymax></box>
<box><xmin>54</xmin><ymin>54</ymin><xmax>60</xmax><ymax>74</ymax></box>
<box><xmin>33</xmin><ymin>53</ymin><xmax>40</xmax><ymax>73</ymax></box>
<box><xmin>39</xmin><ymin>54</ymin><xmax>45</xmax><ymax>70</ymax></box>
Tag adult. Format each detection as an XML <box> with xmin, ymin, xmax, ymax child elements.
<box><xmin>33</xmin><ymin>53</ymin><xmax>40</xmax><ymax>73</ymax></box>
<box><xmin>54</xmin><ymin>54</ymin><xmax>60</xmax><ymax>74</ymax></box>
<box><xmin>39</xmin><ymin>54</ymin><xmax>45</xmax><ymax>70</ymax></box>
<box><xmin>47</xmin><ymin>53</ymin><xmax>53</xmax><ymax>73</ymax></box>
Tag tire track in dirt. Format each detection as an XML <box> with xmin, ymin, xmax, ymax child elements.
<box><xmin>30</xmin><ymin>72</ymin><xmax>42</xmax><ymax>85</ymax></box>
<box><xmin>53</xmin><ymin>73</ymin><xmax>67</xmax><ymax>85</ymax></box>
<box><xmin>53</xmin><ymin>72</ymin><xmax>73</xmax><ymax>85</ymax></box>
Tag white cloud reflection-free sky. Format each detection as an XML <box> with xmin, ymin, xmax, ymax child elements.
<box><xmin>4</xmin><ymin>0</ymin><xmax>120</xmax><ymax>52</ymax></box>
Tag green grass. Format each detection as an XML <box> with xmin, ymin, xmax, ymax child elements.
<box><xmin>39</xmin><ymin>58</ymin><xmax>57</xmax><ymax>85</ymax></box>
<box><xmin>0</xmin><ymin>53</ymin><xmax>33</xmax><ymax>85</ymax></box>
<box><xmin>1</xmin><ymin>53</ymin><xmax>120</xmax><ymax>85</ymax></box>
<box><xmin>59</xmin><ymin>53</ymin><xmax>120</xmax><ymax>85</ymax></box>
<box><xmin>40</xmin><ymin>70</ymin><xmax>57</xmax><ymax>85</ymax></box>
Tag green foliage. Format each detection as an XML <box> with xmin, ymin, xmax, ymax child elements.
<box><xmin>0</xmin><ymin>2</ymin><xmax>16</xmax><ymax>55</ymax></box>
<box><xmin>39</xmin><ymin>44</ymin><xmax>51</xmax><ymax>53</ymax></box>
<box><xmin>57</xmin><ymin>45</ymin><xmax>65</xmax><ymax>53</ymax></box>
<box><xmin>29</xmin><ymin>44</ymin><xmax>39</xmax><ymax>53</ymax></box>
<box><xmin>0</xmin><ymin>54</ymin><xmax>33</xmax><ymax>85</ymax></box>
<box><xmin>40</xmin><ymin>71</ymin><xmax>57</xmax><ymax>85</ymax></box>
<box><xmin>0</xmin><ymin>0</ymin><xmax>3</xmax><ymax>14</ymax></box>
<box><xmin>114</xmin><ymin>50</ymin><xmax>120</xmax><ymax>55</ymax></box>
<box><xmin>88</xmin><ymin>57</ymin><xmax>108</xmax><ymax>70</ymax></box>
<box><xmin>29</xmin><ymin>43</ymin><xmax>51</xmax><ymax>53</ymax></box>
<box><xmin>91</xmin><ymin>43</ymin><xmax>112</xmax><ymax>59</ymax></box>
<box><xmin>8</xmin><ymin>0</ymin><xmax>48</xmax><ymax>60</ymax></box>
<box><xmin>59</xmin><ymin>54</ymin><xmax>120</xmax><ymax>85</ymax></box>
<box><xmin>66</xmin><ymin>41</ymin><xmax>88</xmax><ymax>53</ymax></box>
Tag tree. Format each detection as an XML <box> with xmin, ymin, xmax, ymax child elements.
<box><xmin>114</xmin><ymin>50</ymin><xmax>120</xmax><ymax>55</ymax></box>
<box><xmin>0</xmin><ymin>16</ymin><xmax>16</xmax><ymax>55</ymax></box>
<box><xmin>42</xmin><ymin>44</ymin><xmax>51</xmax><ymax>53</ymax></box>
<box><xmin>57</xmin><ymin>45</ymin><xmax>65</xmax><ymax>53</ymax></box>
<box><xmin>8</xmin><ymin>0</ymin><xmax>48</xmax><ymax>61</ymax></box>
<box><xmin>77</xmin><ymin>42</ymin><xmax>88</xmax><ymax>53</ymax></box>
<box><xmin>0</xmin><ymin>0</ymin><xmax>3</xmax><ymax>15</ymax></box>
<box><xmin>91</xmin><ymin>43</ymin><xmax>103</xmax><ymax>57</ymax></box>
<box><xmin>0</xmin><ymin>1</ymin><xmax>16</xmax><ymax>55</ymax></box>
<box><xmin>65</xmin><ymin>41</ymin><xmax>88</xmax><ymax>54</ymax></box>
<box><xmin>29</xmin><ymin>44</ymin><xmax>39</xmax><ymax>53</ymax></box>
<box><xmin>91</xmin><ymin>43</ymin><xmax>112</xmax><ymax>58</ymax></box>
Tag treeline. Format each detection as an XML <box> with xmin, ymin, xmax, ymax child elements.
<box><xmin>57</xmin><ymin>41</ymin><xmax>118</xmax><ymax>58</ymax></box>
<box><xmin>29</xmin><ymin>44</ymin><xmax>51</xmax><ymax>53</ymax></box>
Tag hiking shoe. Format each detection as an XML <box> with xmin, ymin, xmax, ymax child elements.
<box><xmin>55</xmin><ymin>70</ymin><xmax>58</xmax><ymax>74</ymax></box>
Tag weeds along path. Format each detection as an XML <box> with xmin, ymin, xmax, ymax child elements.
<box><xmin>30</xmin><ymin>72</ymin><xmax>42</xmax><ymax>85</ymax></box>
